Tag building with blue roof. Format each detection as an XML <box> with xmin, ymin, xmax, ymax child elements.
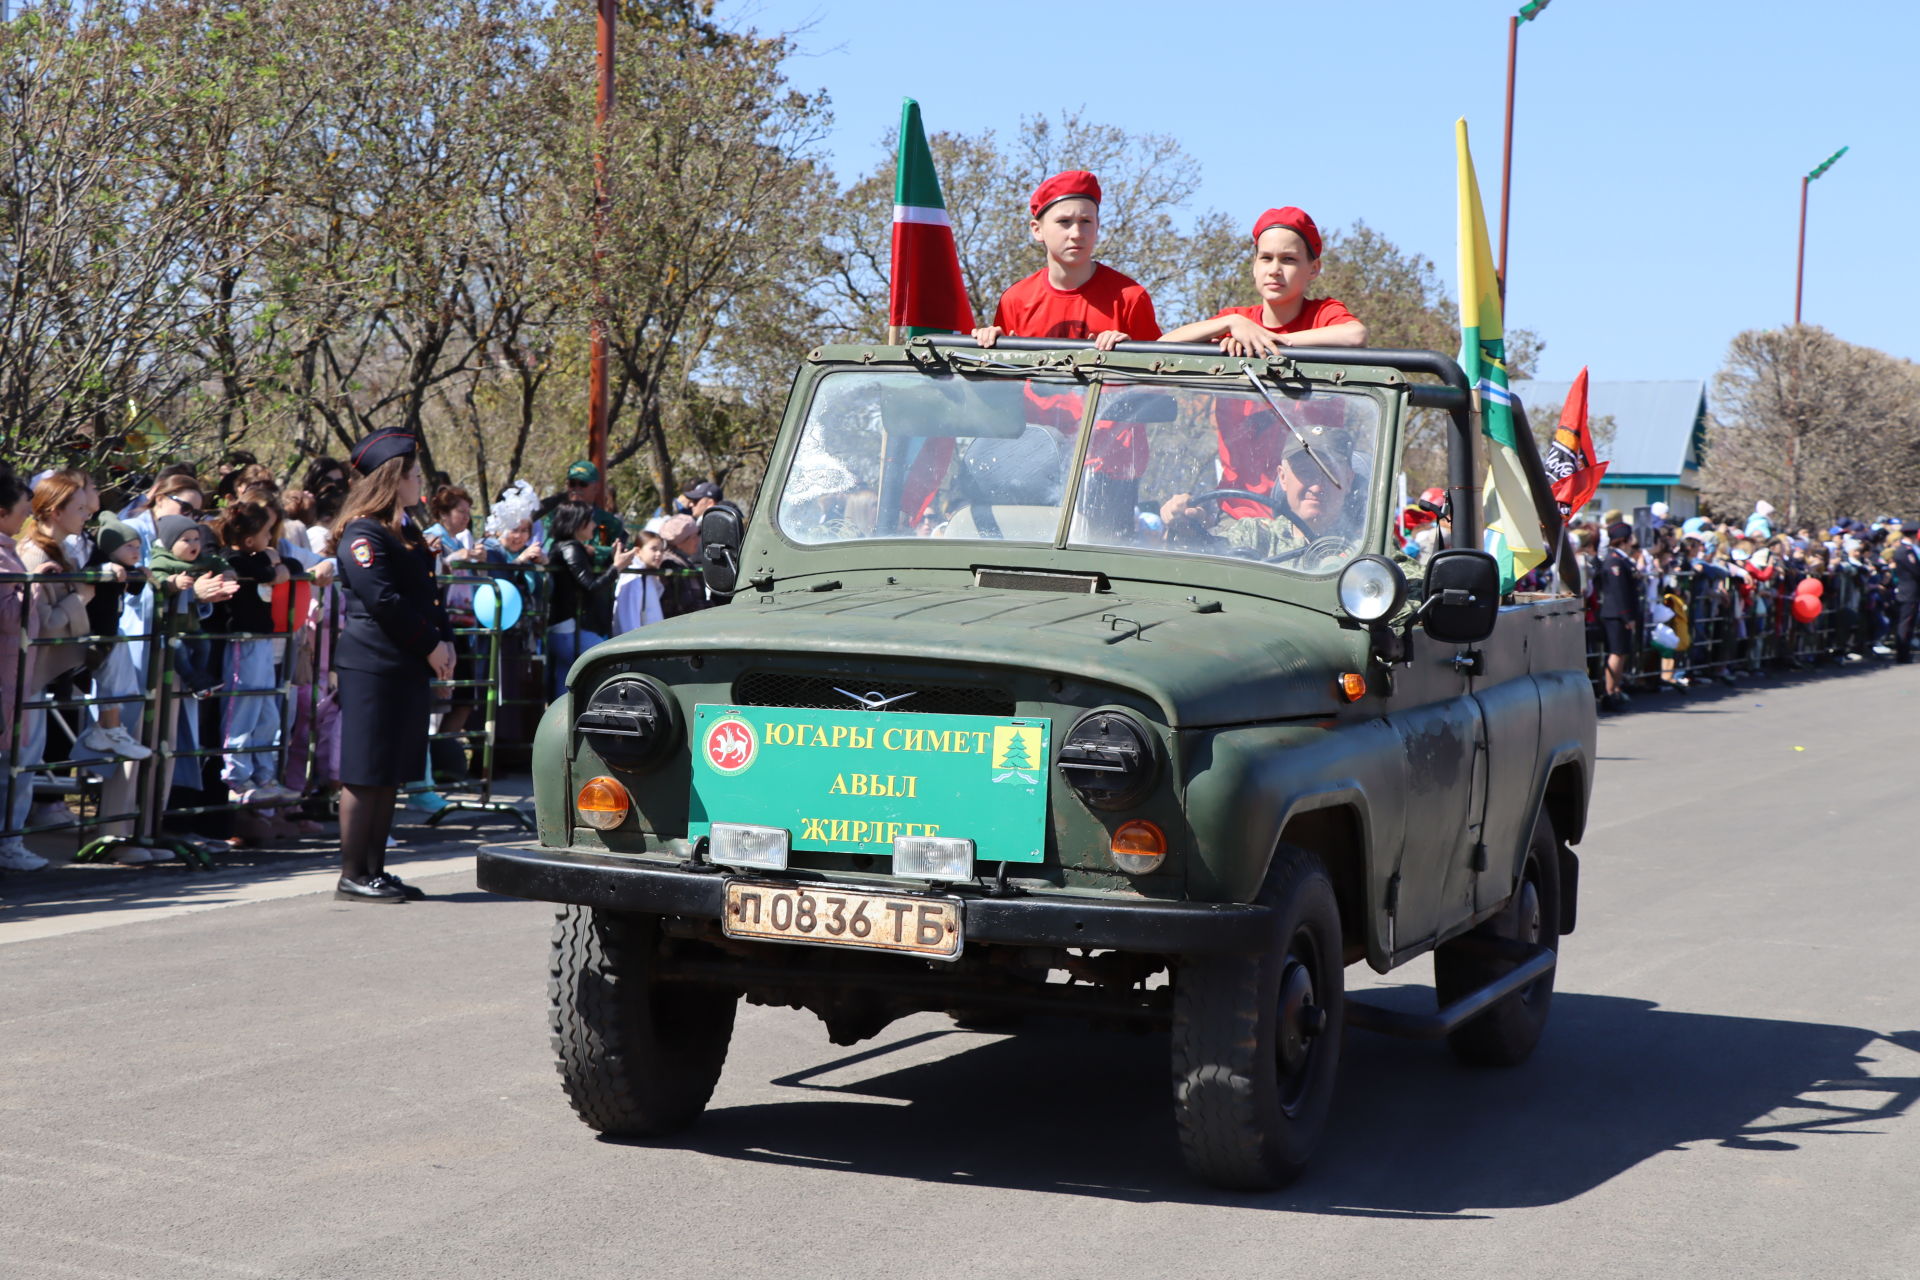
<box><xmin>1511</xmin><ymin>378</ymin><xmax>1709</xmax><ymax>518</ymax></box>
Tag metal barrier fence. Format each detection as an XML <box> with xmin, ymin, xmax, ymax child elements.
<box><xmin>1</xmin><ymin>556</ymin><xmax>560</xmax><ymax>868</ymax></box>
<box><xmin>410</xmin><ymin>562</ymin><xmax>547</xmax><ymax>834</ymax></box>
<box><xmin>1581</xmin><ymin>563</ymin><xmax>1894</xmax><ymax>692</ymax></box>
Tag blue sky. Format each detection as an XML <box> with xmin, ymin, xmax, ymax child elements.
<box><xmin>724</xmin><ymin>0</ymin><xmax>1915</xmax><ymax>387</ymax></box>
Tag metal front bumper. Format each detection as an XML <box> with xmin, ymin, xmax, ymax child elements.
<box><xmin>477</xmin><ymin>846</ymin><xmax>1273</xmax><ymax>955</ymax></box>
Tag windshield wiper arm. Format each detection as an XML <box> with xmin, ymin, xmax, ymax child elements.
<box><xmin>939</xmin><ymin>349</ymin><xmax>1034</xmax><ymax>373</ymax></box>
<box><xmin>1241</xmin><ymin>364</ymin><xmax>1342</xmax><ymax>490</ymax></box>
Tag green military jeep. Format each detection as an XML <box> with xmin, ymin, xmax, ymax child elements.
<box><xmin>478</xmin><ymin>337</ymin><xmax>1595</xmax><ymax>1189</ymax></box>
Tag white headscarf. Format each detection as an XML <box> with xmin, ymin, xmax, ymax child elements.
<box><xmin>486</xmin><ymin>479</ymin><xmax>539</xmax><ymax>537</ymax></box>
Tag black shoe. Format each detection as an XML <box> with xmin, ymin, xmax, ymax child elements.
<box><xmin>371</xmin><ymin>872</ymin><xmax>426</xmax><ymax>900</ymax></box>
<box><xmin>335</xmin><ymin>875</ymin><xmax>407</xmax><ymax>903</ymax></box>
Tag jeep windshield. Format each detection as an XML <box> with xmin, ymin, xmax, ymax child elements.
<box><xmin>775</xmin><ymin>368</ymin><xmax>1383</xmax><ymax>575</ymax></box>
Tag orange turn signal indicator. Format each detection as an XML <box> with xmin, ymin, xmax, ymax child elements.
<box><xmin>1111</xmin><ymin>819</ymin><xmax>1167</xmax><ymax>875</ymax></box>
<box><xmin>576</xmin><ymin>776</ymin><xmax>630</xmax><ymax>831</ymax></box>
<box><xmin>1339</xmin><ymin>672</ymin><xmax>1367</xmax><ymax>702</ymax></box>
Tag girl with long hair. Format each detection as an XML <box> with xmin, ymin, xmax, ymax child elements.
<box><xmin>329</xmin><ymin>431</ymin><xmax>455</xmax><ymax>902</ymax></box>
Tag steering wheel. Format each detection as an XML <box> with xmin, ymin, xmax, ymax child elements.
<box><xmin>1267</xmin><ymin>533</ymin><xmax>1356</xmax><ymax>573</ymax></box>
<box><xmin>1184</xmin><ymin>487</ymin><xmax>1276</xmax><ymax>513</ymax></box>
<box><xmin>1164</xmin><ymin>488</ymin><xmax>1274</xmax><ymax>551</ymax></box>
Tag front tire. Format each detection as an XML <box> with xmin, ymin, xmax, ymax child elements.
<box><xmin>548</xmin><ymin>906</ymin><xmax>737</xmax><ymax>1135</ymax></box>
<box><xmin>1171</xmin><ymin>845</ymin><xmax>1344</xmax><ymax>1190</ymax></box>
<box><xmin>1434</xmin><ymin>810</ymin><xmax>1561</xmax><ymax>1066</ymax></box>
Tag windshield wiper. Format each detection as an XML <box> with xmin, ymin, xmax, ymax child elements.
<box><xmin>1241</xmin><ymin>364</ymin><xmax>1342</xmax><ymax>490</ymax></box>
<box><xmin>938</xmin><ymin>348</ymin><xmax>1037</xmax><ymax>374</ymax></box>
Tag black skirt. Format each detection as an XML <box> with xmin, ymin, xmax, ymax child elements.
<box><xmin>336</xmin><ymin>666</ymin><xmax>431</xmax><ymax>787</ymax></box>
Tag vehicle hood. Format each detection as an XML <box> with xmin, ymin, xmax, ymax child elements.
<box><xmin>601</xmin><ymin>585</ymin><xmax>1355</xmax><ymax>727</ymax></box>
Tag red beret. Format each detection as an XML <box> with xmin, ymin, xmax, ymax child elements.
<box><xmin>1252</xmin><ymin>206</ymin><xmax>1322</xmax><ymax>259</ymax></box>
<box><xmin>1030</xmin><ymin>170</ymin><xmax>1102</xmax><ymax>218</ymax></box>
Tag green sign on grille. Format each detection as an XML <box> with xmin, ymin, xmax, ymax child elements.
<box><xmin>688</xmin><ymin>703</ymin><xmax>1050</xmax><ymax>863</ymax></box>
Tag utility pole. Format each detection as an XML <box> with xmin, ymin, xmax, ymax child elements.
<box><xmin>587</xmin><ymin>0</ymin><xmax>615</xmax><ymax>486</ymax></box>
<box><xmin>1498</xmin><ymin>1</ymin><xmax>1552</xmax><ymax>303</ymax></box>
<box><xmin>1794</xmin><ymin>145</ymin><xmax>1848</xmax><ymax>326</ymax></box>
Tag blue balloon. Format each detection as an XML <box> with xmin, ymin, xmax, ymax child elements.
<box><xmin>472</xmin><ymin>578</ymin><xmax>524</xmax><ymax>630</ymax></box>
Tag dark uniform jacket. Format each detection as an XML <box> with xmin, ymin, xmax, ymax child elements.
<box><xmin>336</xmin><ymin>516</ymin><xmax>453</xmax><ymax>675</ymax></box>
<box><xmin>1892</xmin><ymin>541</ymin><xmax>1920</xmax><ymax>602</ymax></box>
<box><xmin>1597</xmin><ymin>547</ymin><xmax>1643</xmax><ymax>622</ymax></box>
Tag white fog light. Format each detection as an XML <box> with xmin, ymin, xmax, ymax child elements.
<box><xmin>710</xmin><ymin>822</ymin><xmax>790</xmax><ymax>871</ymax></box>
<box><xmin>1337</xmin><ymin>554</ymin><xmax>1407</xmax><ymax>622</ymax></box>
<box><xmin>892</xmin><ymin>835</ymin><xmax>975</xmax><ymax>881</ymax></box>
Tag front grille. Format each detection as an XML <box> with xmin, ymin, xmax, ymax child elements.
<box><xmin>732</xmin><ymin>671</ymin><xmax>1015</xmax><ymax>717</ymax></box>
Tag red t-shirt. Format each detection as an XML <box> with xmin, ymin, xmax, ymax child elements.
<box><xmin>1216</xmin><ymin>296</ymin><xmax>1357</xmax><ymax>335</ymax></box>
<box><xmin>989</xmin><ymin>265</ymin><xmax>1159</xmax><ymax>482</ymax></box>
<box><xmin>992</xmin><ymin>264</ymin><xmax>1161</xmax><ymax>342</ymax></box>
<box><xmin>1207</xmin><ymin>296</ymin><xmax>1357</xmax><ymax>515</ymax></box>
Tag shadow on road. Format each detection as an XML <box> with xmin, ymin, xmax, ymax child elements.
<box><xmin>0</xmin><ymin>840</ymin><xmax>522</xmax><ymax>926</ymax></box>
<box><xmin>660</xmin><ymin>993</ymin><xmax>1918</xmax><ymax>1216</ymax></box>
<box><xmin>1608</xmin><ymin>656</ymin><xmax>1908</xmax><ymax>721</ymax></box>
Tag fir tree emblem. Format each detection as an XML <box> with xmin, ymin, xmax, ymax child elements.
<box><xmin>992</xmin><ymin>726</ymin><xmax>1040</xmax><ymax>785</ymax></box>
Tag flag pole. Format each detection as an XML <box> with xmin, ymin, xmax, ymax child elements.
<box><xmin>1795</xmin><ymin>145</ymin><xmax>1849</xmax><ymax>326</ymax></box>
<box><xmin>587</xmin><ymin>0</ymin><xmax>615</xmax><ymax>484</ymax></box>
<box><xmin>1497</xmin><ymin>14</ymin><xmax>1518</xmax><ymax>301</ymax></box>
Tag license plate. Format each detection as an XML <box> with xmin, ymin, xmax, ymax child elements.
<box><xmin>722</xmin><ymin>880</ymin><xmax>963</xmax><ymax>961</ymax></box>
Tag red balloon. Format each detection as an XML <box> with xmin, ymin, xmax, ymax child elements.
<box><xmin>1796</xmin><ymin>576</ymin><xmax>1824</xmax><ymax>597</ymax></box>
<box><xmin>1791</xmin><ymin>594</ymin><xmax>1822</xmax><ymax>624</ymax></box>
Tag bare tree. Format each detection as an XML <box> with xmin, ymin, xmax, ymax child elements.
<box><xmin>1702</xmin><ymin>325</ymin><xmax>1920</xmax><ymax>526</ymax></box>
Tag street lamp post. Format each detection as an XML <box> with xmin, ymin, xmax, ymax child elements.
<box><xmin>1794</xmin><ymin>145</ymin><xmax>1848</xmax><ymax>326</ymax></box>
<box><xmin>1497</xmin><ymin>0</ymin><xmax>1552</xmax><ymax>302</ymax></box>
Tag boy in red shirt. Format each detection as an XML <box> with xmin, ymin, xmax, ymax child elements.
<box><xmin>1156</xmin><ymin>208</ymin><xmax>1367</xmax><ymax>526</ymax></box>
<box><xmin>1162</xmin><ymin>207</ymin><xmax>1367</xmax><ymax>356</ymax></box>
<box><xmin>972</xmin><ymin>170</ymin><xmax>1160</xmax><ymax>352</ymax></box>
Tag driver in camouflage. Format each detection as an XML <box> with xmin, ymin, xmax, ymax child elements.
<box><xmin>1161</xmin><ymin>422</ymin><xmax>1362</xmax><ymax>561</ymax></box>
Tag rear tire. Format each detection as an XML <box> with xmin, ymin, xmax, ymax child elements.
<box><xmin>1434</xmin><ymin>810</ymin><xmax>1561</xmax><ymax>1067</ymax></box>
<box><xmin>548</xmin><ymin>906</ymin><xmax>736</xmax><ymax>1135</ymax></box>
<box><xmin>1171</xmin><ymin>845</ymin><xmax>1344</xmax><ymax>1190</ymax></box>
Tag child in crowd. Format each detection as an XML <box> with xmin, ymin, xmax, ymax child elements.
<box><xmin>972</xmin><ymin>170</ymin><xmax>1160</xmax><ymax>351</ymax></box>
<box><xmin>423</xmin><ymin>485</ymin><xmax>483</xmax><ymax>782</ymax></box>
<box><xmin>612</xmin><ymin>531</ymin><xmax>668</xmax><ymax>634</ymax></box>
<box><xmin>148</xmin><ymin>515</ymin><xmax>227</xmax><ymax>695</ymax></box>
<box><xmin>1161</xmin><ymin>207</ymin><xmax>1367</xmax><ymax>355</ymax></box>
<box><xmin>209</xmin><ymin>502</ymin><xmax>300</xmax><ymax>807</ymax></box>
<box><xmin>78</xmin><ymin>514</ymin><xmax>154</xmax><ymax>762</ymax></box>
<box><xmin>0</xmin><ymin>469</ymin><xmax>45</xmax><ymax>870</ymax></box>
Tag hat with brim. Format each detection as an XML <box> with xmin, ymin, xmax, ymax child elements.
<box><xmin>350</xmin><ymin>429</ymin><xmax>417</xmax><ymax>475</ymax></box>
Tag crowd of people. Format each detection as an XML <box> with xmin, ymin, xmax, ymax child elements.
<box><xmin>4</xmin><ymin>166</ymin><xmax>1915</xmax><ymax>876</ymax></box>
<box><xmin>0</xmin><ymin>450</ymin><xmax>724</xmax><ymax>876</ymax></box>
<box><xmin>1528</xmin><ymin>499</ymin><xmax>1920</xmax><ymax>711</ymax></box>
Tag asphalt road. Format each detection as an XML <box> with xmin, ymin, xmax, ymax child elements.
<box><xmin>3</xmin><ymin>664</ymin><xmax>1918</xmax><ymax>1280</ymax></box>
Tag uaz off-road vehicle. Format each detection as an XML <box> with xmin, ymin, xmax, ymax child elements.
<box><xmin>479</xmin><ymin>337</ymin><xmax>1595</xmax><ymax>1189</ymax></box>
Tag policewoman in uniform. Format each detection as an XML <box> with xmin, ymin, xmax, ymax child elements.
<box><xmin>330</xmin><ymin>429</ymin><xmax>456</xmax><ymax>902</ymax></box>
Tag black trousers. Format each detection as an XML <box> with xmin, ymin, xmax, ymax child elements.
<box><xmin>1897</xmin><ymin>597</ymin><xmax>1918</xmax><ymax>662</ymax></box>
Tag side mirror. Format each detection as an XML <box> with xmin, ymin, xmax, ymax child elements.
<box><xmin>698</xmin><ymin>501</ymin><xmax>745</xmax><ymax>595</ymax></box>
<box><xmin>1419</xmin><ymin>548</ymin><xmax>1500</xmax><ymax>644</ymax></box>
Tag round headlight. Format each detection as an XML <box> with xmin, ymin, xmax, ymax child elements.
<box><xmin>1337</xmin><ymin>554</ymin><xmax>1407</xmax><ymax>623</ymax></box>
<box><xmin>575</xmin><ymin>677</ymin><xmax>675</xmax><ymax>770</ymax></box>
<box><xmin>1056</xmin><ymin>709</ymin><xmax>1159</xmax><ymax>811</ymax></box>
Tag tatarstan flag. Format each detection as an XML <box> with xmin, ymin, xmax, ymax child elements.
<box><xmin>1456</xmin><ymin>117</ymin><xmax>1547</xmax><ymax>592</ymax></box>
<box><xmin>889</xmin><ymin>99</ymin><xmax>974</xmax><ymax>337</ymax></box>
